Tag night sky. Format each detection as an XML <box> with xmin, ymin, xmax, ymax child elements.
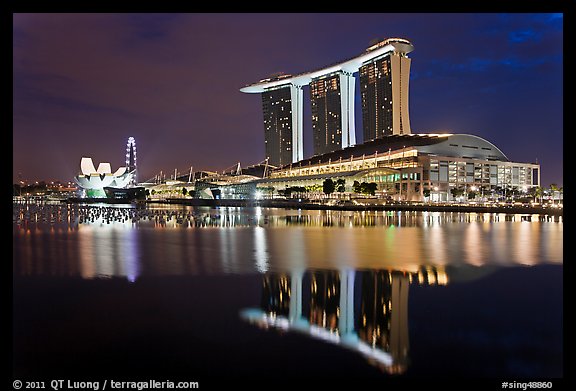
<box><xmin>13</xmin><ymin>13</ymin><xmax>563</xmax><ymax>187</ymax></box>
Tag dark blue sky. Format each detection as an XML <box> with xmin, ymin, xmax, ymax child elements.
<box><xmin>13</xmin><ymin>13</ymin><xmax>563</xmax><ymax>186</ymax></box>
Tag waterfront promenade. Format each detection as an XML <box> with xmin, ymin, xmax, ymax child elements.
<box><xmin>15</xmin><ymin>196</ymin><xmax>563</xmax><ymax>221</ymax></box>
<box><xmin>149</xmin><ymin>198</ymin><xmax>563</xmax><ymax>218</ymax></box>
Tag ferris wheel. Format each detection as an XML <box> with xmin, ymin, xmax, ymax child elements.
<box><xmin>125</xmin><ymin>137</ymin><xmax>137</xmax><ymax>185</ymax></box>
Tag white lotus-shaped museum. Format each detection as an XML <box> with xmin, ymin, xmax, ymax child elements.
<box><xmin>74</xmin><ymin>157</ymin><xmax>134</xmax><ymax>195</ymax></box>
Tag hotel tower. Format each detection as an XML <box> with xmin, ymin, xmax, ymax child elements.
<box><xmin>241</xmin><ymin>38</ymin><xmax>413</xmax><ymax>166</ymax></box>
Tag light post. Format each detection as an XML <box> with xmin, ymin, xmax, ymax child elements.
<box><xmin>434</xmin><ymin>186</ymin><xmax>439</xmax><ymax>203</ymax></box>
<box><xmin>470</xmin><ymin>185</ymin><xmax>477</xmax><ymax>202</ymax></box>
<box><xmin>522</xmin><ymin>186</ymin><xmax>528</xmax><ymax>205</ymax></box>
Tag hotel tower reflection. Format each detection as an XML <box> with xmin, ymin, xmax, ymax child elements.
<box><xmin>241</xmin><ymin>266</ymin><xmax>447</xmax><ymax>374</ymax></box>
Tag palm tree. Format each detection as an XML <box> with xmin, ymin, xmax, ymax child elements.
<box><xmin>534</xmin><ymin>186</ymin><xmax>544</xmax><ymax>204</ymax></box>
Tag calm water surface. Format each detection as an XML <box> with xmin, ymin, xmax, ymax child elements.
<box><xmin>13</xmin><ymin>204</ymin><xmax>563</xmax><ymax>384</ymax></box>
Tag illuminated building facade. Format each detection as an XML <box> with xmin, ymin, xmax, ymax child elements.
<box><xmin>360</xmin><ymin>47</ymin><xmax>412</xmax><ymax>139</ymax></box>
<box><xmin>73</xmin><ymin>157</ymin><xmax>133</xmax><ymax>198</ymax></box>
<box><xmin>193</xmin><ymin>173</ymin><xmax>259</xmax><ymax>200</ymax></box>
<box><xmin>311</xmin><ymin>74</ymin><xmax>343</xmax><ymax>155</ymax></box>
<box><xmin>74</xmin><ymin>137</ymin><xmax>139</xmax><ymax>198</ymax></box>
<box><xmin>257</xmin><ymin>133</ymin><xmax>540</xmax><ymax>202</ymax></box>
<box><xmin>262</xmin><ymin>86</ymin><xmax>294</xmax><ymax>167</ymax></box>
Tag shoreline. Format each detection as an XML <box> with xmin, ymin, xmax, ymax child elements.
<box><xmin>145</xmin><ymin>198</ymin><xmax>564</xmax><ymax>217</ymax></box>
<box><xmin>51</xmin><ymin>196</ymin><xmax>563</xmax><ymax>217</ymax></box>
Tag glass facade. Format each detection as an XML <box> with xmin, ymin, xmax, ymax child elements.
<box><xmin>422</xmin><ymin>156</ymin><xmax>537</xmax><ymax>201</ymax></box>
<box><xmin>310</xmin><ymin>74</ymin><xmax>342</xmax><ymax>156</ymax></box>
<box><xmin>261</xmin><ymin>134</ymin><xmax>539</xmax><ymax>202</ymax></box>
<box><xmin>262</xmin><ymin>86</ymin><xmax>293</xmax><ymax>167</ymax></box>
<box><xmin>360</xmin><ymin>56</ymin><xmax>393</xmax><ymax>141</ymax></box>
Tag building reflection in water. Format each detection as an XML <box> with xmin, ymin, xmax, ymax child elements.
<box><xmin>310</xmin><ymin>270</ymin><xmax>340</xmax><ymax>332</ymax></box>
<box><xmin>261</xmin><ymin>273</ymin><xmax>290</xmax><ymax>317</ymax></box>
<box><xmin>241</xmin><ymin>266</ymin><xmax>447</xmax><ymax>375</ymax></box>
<box><xmin>358</xmin><ymin>270</ymin><xmax>409</xmax><ymax>374</ymax></box>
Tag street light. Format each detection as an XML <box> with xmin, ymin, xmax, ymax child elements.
<box><xmin>465</xmin><ymin>185</ymin><xmax>477</xmax><ymax>203</ymax></box>
<box><xmin>433</xmin><ymin>186</ymin><xmax>439</xmax><ymax>203</ymax></box>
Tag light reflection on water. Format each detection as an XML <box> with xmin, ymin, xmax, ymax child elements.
<box><xmin>13</xmin><ymin>205</ymin><xmax>563</xmax><ymax>280</ymax></box>
<box><xmin>12</xmin><ymin>203</ymin><xmax>563</xmax><ymax>378</ymax></box>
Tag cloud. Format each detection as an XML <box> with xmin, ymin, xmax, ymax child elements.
<box><xmin>508</xmin><ymin>29</ymin><xmax>542</xmax><ymax>44</ymax></box>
